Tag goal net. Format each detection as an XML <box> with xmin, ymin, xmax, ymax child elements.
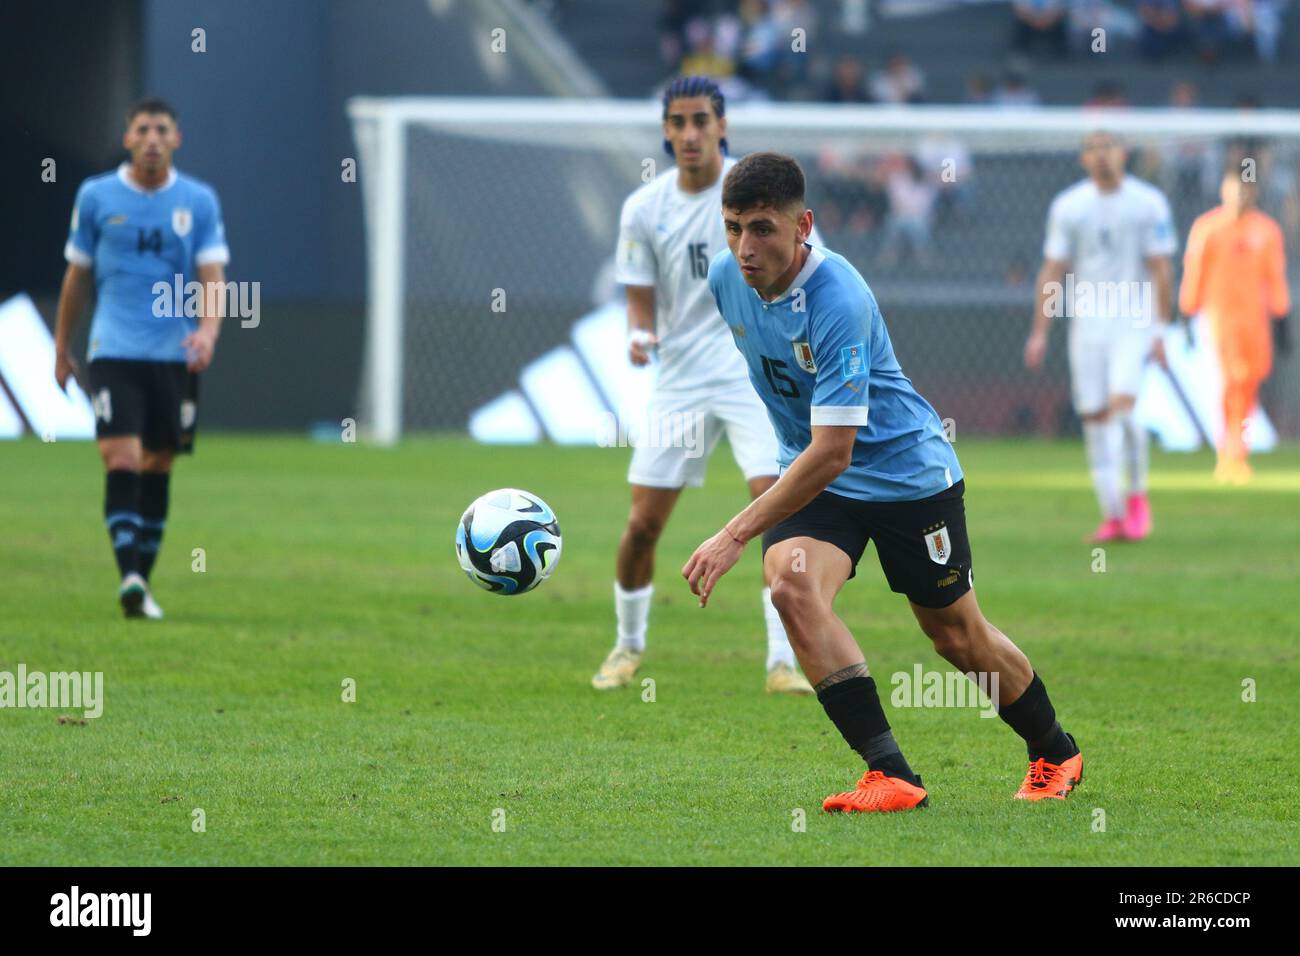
<box><xmin>347</xmin><ymin>98</ymin><xmax>1300</xmax><ymax>446</ymax></box>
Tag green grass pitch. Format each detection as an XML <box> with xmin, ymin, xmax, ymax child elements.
<box><xmin>2</xmin><ymin>435</ymin><xmax>1297</xmax><ymax>866</ymax></box>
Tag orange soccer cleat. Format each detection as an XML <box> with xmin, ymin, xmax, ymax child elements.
<box><xmin>1013</xmin><ymin>742</ymin><xmax>1084</xmax><ymax>801</ymax></box>
<box><xmin>1214</xmin><ymin>458</ymin><xmax>1254</xmax><ymax>486</ymax></box>
<box><xmin>823</xmin><ymin>770</ymin><xmax>929</xmax><ymax>813</ymax></box>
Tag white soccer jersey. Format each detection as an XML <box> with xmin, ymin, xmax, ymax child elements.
<box><xmin>1043</xmin><ymin>175</ymin><xmax>1177</xmax><ymax>343</ymax></box>
<box><xmin>614</xmin><ymin>158</ymin><xmax>823</xmax><ymax>391</ymax></box>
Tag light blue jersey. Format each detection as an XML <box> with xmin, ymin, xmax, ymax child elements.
<box><xmin>708</xmin><ymin>243</ymin><xmax>961</xmax><ymax>502</ymax></box>
<box><xmin>65</xmin><ymin>164</ymin><xmax>229</xmax><ymax>363</ymax></box>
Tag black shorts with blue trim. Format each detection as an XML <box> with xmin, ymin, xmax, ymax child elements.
<box><xmin>761</xmin><ymin>479</ymin><xmax>972</xmax><ymax>609</ymax></box>
<box><xmin>88</xmin><ymin>358</ymin><xmax>199</xmax><ymax>454</ymax></box>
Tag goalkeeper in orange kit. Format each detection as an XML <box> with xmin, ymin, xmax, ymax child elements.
<box><xmin>1179</xmin><ymin>167</ymin><xmax>1291</xmax><ymax>484</ymax></box>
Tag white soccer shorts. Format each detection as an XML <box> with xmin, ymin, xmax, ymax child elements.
<box><xmin>1068</xmin><ymin>327</ymin><xmax>1155</xmax><ymax>415</ymax></box>
<box><xmin>626</xmin><ymin>380</ymin><xmax>780</xmax><ymax>489</ymax></box>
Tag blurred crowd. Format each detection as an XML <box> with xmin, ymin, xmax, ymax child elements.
<box><xmin>1014</xmin><ymin>0</ymin><xmax>1287</xmax><ymax>64</ymax></box>
<box><xmin>650</xmin><ymin>0</ymin><xmax>1296</xmax><ymax>259</ymax></box>
<box><xmin>813</xmin><ymin>79</ymin><xmax>1296</xmax><ymax>268</ymax></box>
<box><xmin>657</xmin><ymin>0</ymin><xmax>1291</xmax><ymax>107</ymax></box>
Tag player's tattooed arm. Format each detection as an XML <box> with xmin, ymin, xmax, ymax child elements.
<box><xmin>814</xmin><ymin>662</ymin><xmax>869</xmax><ymax>693</ymax></box>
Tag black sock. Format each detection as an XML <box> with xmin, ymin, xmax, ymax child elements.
<box><xmin>105</xmin><ymin>469</ymin><xmax>142</xmax><ymax>579</ymax></box>
<box><xmin>138</xmin><ymin>471</ymin><xmax>171</xmax><ymax>581</ymax></box>
<box><xmin>818</xmin><ymin>675</ymin><xmax>920</xmax><ymax>785</ymax></box>
<box><xmin>999</xmin><ymin>672</ymin><xmax>1077</xmax><ymax>762</ymax></box>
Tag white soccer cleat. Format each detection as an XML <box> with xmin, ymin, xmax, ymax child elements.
<box><xmin>592</xmin><ymin>647</ymin><xmax>642</xmax><ymax>690</ymax></box>
<box><xmin>142</xmin><ymin>589</ymin><xmax>165</xmax><ymax>620</ymax></box>
<box><xmin>119</xmin><ymin>573</ymin><xmax>147</xmax><ymax>619</ymax></box>
<box><xmin>766</xmin><ymin>662</ymin><xmax>814</xmax><ymax>695</ymax></box>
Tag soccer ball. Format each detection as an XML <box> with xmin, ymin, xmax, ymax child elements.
<box><xmin>454</xmin><ymin>488</ymin><xmax>562</xmax><ymax>595</ymax></box>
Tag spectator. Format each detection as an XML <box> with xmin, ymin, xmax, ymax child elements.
<box><xmin>1249</xmin><ymin>0</ymin><xmax>1284</xmax><ymax>62</ymax></box>
<box><xmin>992</xmin><ymin>68</ymin><xmax>1041</xmax><ymax>108</ymax></box>
<box><xmin>869</xmin><ymin>51</ymin><xmax>925</xmax><ymax>105</ymax></box>
<box><xmin>839</xmin><ymin>0</ymin><xmax>870</xmax><ymax>35</ymax></box>
<box><xmin>772</xmin><ymin>0</ymin><xmax>818</xmax><ymax>85</ymax></box>
<box><xmin>879</xmin><ymin>154</ymin><xmax>937</xmax><ymax>266</ymax></box>
<box><xmin>1011</xmin><ymin>0</ymin><xmax>1069</xmax><ymax>57</ymax></box>
<box><xmin>1169</xmin><ymin>78</ymin><xmax>1199</xmax><ymax>108</ymax></box>
<box><xmin>1154</xmin><ymin>80</ymin><xmax>1219</xmax><ymax>207</ymax></box>
<box><xmin>1182</xmin><ymin>0</ymin><xmax>1232</xmax><ymax>63</ymax></box>
<box><xmin>915</xmin><ymin>132</ymin><xmax>976</xmax><ymax>222</ymax></box>
<box><xmin>824</xmin><ymin>54</ymin><xmax>870</xmax><ymax>103</ymax></box>
<box><xmin>712</xmin><ymin>6</ymin><xmax>743</xmax><ymax>65</ymax></box>
<box><xmin>1138</xmin><ymin>0</ymin><xmax>1185</xmax><ymax>59</ymax></box>
<box><xmin>678</xmin><ymin>17</ymin><xmax>736</xmax><ymax>79</ymax></box>
<box><xmin>737</xmin><ymin>0</ymin><xmax>781</xmax><ymax>84</ymax></box>
<box><xmin>964</xmin><ymin>71</ymin><xmax>995</xmax><ymax>105</ymax></box>
<box><xmin>816</xmin><ymin>145</ymin><xmax>888</xmax><ymax>236</ymax></box>
<box><xmin>658</xmin><ymin>0</ymin><xmax>710</xmax><ymax>69</ymax></box>
<box><xmin>1085</xmin><ymin>80</ymin><xmax>1129</xmax><ymax>109</ymax></box>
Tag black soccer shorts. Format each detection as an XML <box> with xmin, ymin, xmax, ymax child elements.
<box><xmin>761</xmin><ymin>480</ymin><xmax>973</xmax><ymax>609</ymax></box>
<box><xmin>87</xmin><ymin>358</ymin><xmax>199</xmax><ymax>454</ymax></box>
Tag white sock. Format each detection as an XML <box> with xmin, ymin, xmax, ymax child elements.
<box><xmin>762</xmin><ymin>586</ymin><xmax>797</xmax><ymax>671</ymax></box>
<box><xmin>1083</xmin><ymin>420</ymin><xmax>1124</xmax><ymax>520</ymax></box>
<box><xmin>614</xmin><ymin>581</ymin><xmax>652</xmax><ymax>652</ymax></box>
<box><xmin>1116</xmin><ymin>411</ymin><xmax>1148</xmax><ymax>495</ymax></box>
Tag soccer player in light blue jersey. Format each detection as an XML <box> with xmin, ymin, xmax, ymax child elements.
<box><xmin>683</xmin><ymin>153</ymin><xmax>1084</xmax><ymax>811</ymax></box>
<box><xmin>54</xmin><ymin>98</ymin><xmax>230</xmax><ymax>619</ymax></box>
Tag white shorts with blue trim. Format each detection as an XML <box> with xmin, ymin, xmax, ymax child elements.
<box><xmin>626</xmin><ymin>380</ymin><xmax>780</xmax><ymax>489</ymax></box>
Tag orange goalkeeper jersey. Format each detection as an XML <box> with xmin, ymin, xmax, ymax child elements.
<box><xmin>1179</xmin><ymin>206</ymin><xmax>1290</xmax><ymax>381</ymax></box>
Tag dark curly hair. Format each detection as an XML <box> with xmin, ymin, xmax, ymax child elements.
<box><xmin>722</xmin><ymin>152</ymin><xmax>805</xmax><ymax>215</ymax></box>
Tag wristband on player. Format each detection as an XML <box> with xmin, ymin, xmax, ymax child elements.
<box><xmin>724</xmin><ymin>525</ymin><xmax>745</xmax><ymax>545</ymax></box>
<box><xmin>628</xmin><ymin>329</ymin><xmax>656</xmax><ymax>351</ymax></box>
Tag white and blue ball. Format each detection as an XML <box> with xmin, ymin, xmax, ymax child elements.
<box><xmin>454</xmin><ymin>488</ymin><xmax>561</xmax><ymax>595</ymax></box>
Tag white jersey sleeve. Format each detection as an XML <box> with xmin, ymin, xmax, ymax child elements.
<box><xmin>65</xmin><ymin>179</ymin><xmax>99</xmax><ymax>267</ymax></box>
<box><xmin>612</xmin><ymin>157</ymin><xmax>752</xmax><ymax>390</ymax></box>
<box><xmin>1043</xmin><ymin>193</ymin><xmax>1074</xmax><ymax>262</ymax></box>
<box><xmin>1140</xmin><ymin>188</ymin><xmax>1178</xmax><ymax>258</ymax></box>
<box><xmin>614</xmin><ymin>192</ymin><xmax>656</xmax><ymax>287</ymax></box>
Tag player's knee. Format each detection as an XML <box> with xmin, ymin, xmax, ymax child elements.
<box><xmin>142</xmin><ymin>451</ymin><xmax>174</xmax><ymax>473</ymax></box>
<box><xmin>920</xmin><ymin>616</ymin><xmax>976</xmax><ymax>662</ymax></box>
<box><xmin>101</xmin><ymin>452</ymin><xmax>140</xmax><ymax>472</ymax></box>
<box><xmin>768</xmin><ymin>572</ymin><xmax>823</xmax><ymax>628</ymax></box>
<box><xmin>624</xmin><ymin>511</ymin><xmax>667</xmax><ymax>550</ymax></box>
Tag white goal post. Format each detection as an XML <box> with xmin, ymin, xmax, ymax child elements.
<box><xmin>347</xmin><ymin>97</ymin><xmax>1300</xmax><ymax>445</ymax></box>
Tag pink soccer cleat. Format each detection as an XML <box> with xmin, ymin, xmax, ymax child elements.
<box><xmin>1124</xmin><ymin>493</ymin><xmax>1152</xmax><ymax>540</ymax></box>
<box><xmin>1088</xmin><ymin>518</ymin><xmax>1126</xmax><ymax>543</ymax></box>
